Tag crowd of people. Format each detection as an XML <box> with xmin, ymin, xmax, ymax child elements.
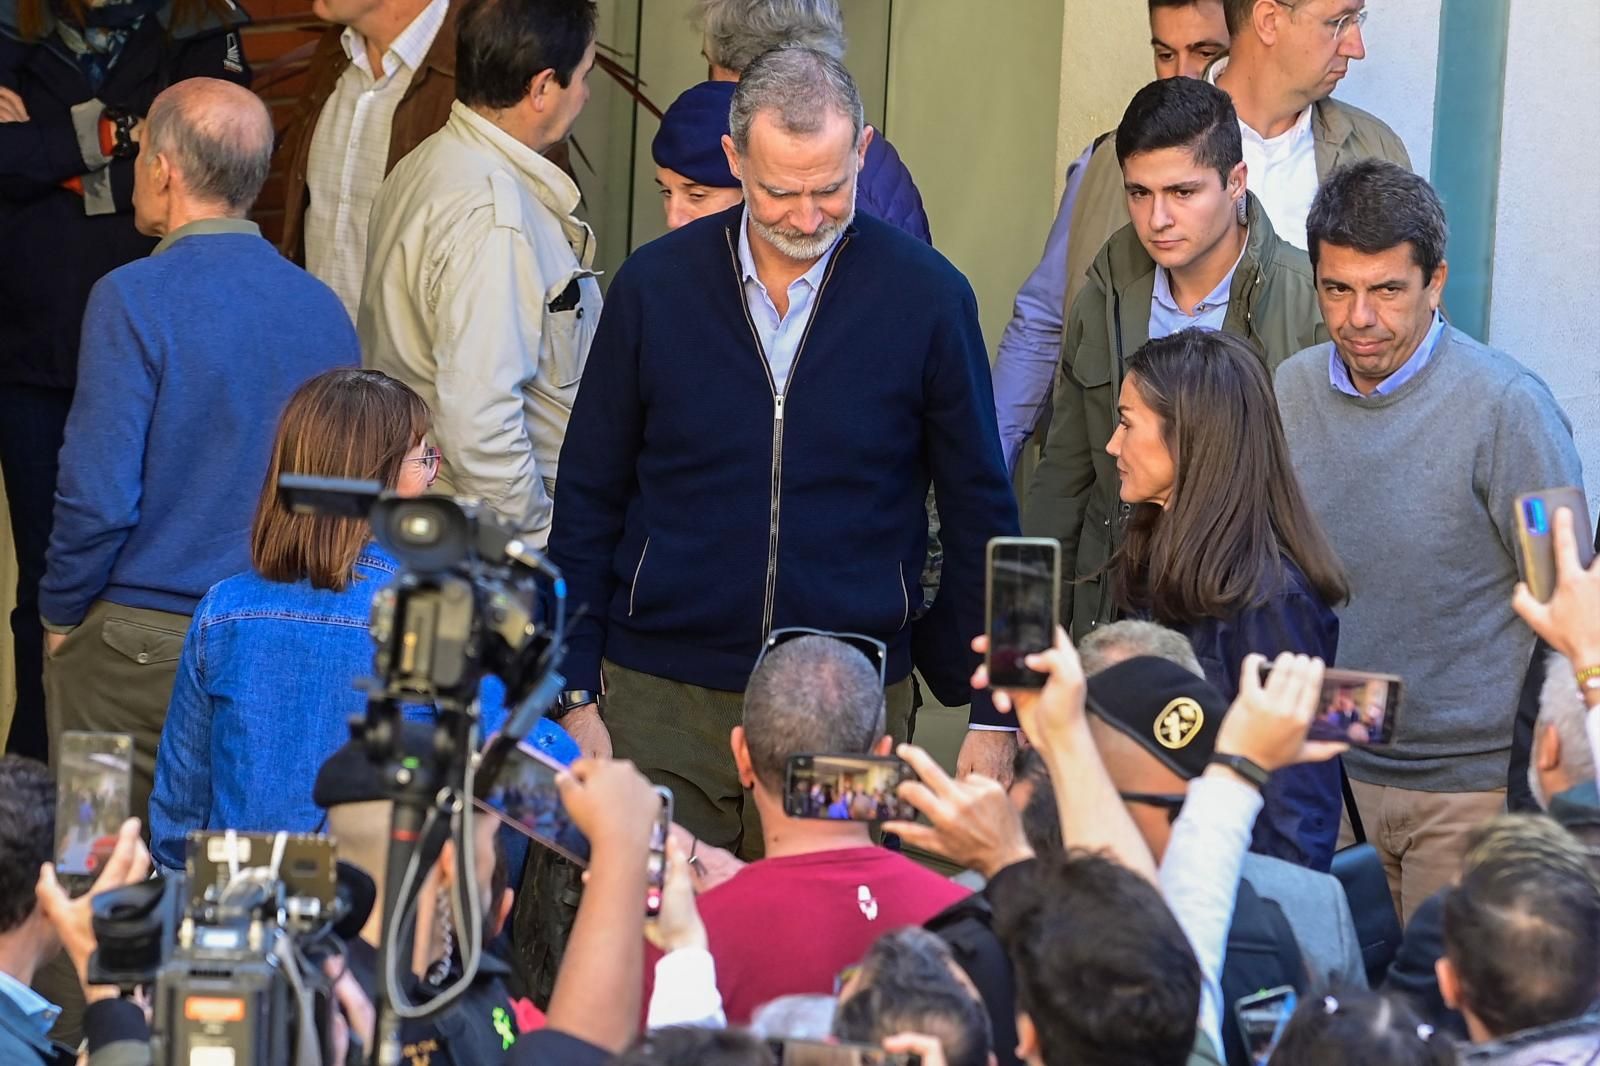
<box><xmin>0</xmin><ymin>0</ymin><xmax>1597</xmax><ymax>1063</ymax></box>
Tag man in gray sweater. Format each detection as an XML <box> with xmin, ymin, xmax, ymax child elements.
<box><xmin>1275</xmin><ymin>160</ymin><xmax>1583</xmax><ymax>924</ymax></box>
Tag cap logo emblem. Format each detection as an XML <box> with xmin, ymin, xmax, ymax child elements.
<box><xmin>1155</xmin><ymin>697</ymin><xmax>1204</xmax><ymax>750</ymax></box>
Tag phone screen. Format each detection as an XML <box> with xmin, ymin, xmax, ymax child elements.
<box><xmin>645</xmin><ymin>788</ymin><xmax>672</xmax><ymax>919</ymax></box>
<box><xmin>986</xmin><ymin>537</ymin><xmax>1060</xmax><ymax>689</ymax></box>
<box><xmin>1234</xmin><ymin>985</ymin><xmax>1297</xmax><ymax>1065</ymax></box>
<box><xmin>1259</xmin><ymin>665</ymin><xmax>1402</xmax><ymax>747</ymax></box>
<box><xmin>768</xmin><ymin>1040</ymin><xmax>916</xmax><ymax>1066</ymax></box>
<box><xmin>475</xmin><ymin>739</ymin><xmax>590</xmax><ymax>867</ymax></box>
<box><xmin>784</xmin><ymin>754</ymin><xmax>915</xmax><ymax>822</ymax></box>
<box><xmin>55</xmin><ymin>731</ymin><xmax>133</xmax><ymax>894</ymax></box>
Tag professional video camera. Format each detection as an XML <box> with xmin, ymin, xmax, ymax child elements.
<box><xmin>86</xmin><ymin>481</ymin><xmax>568</xmax><ymax>1066</ymax></box>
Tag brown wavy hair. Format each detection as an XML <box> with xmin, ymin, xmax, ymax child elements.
<box><xmin>251</xmin><ymin>369</ymin><xmax>429</xmax><ymax>592</ymax></box>
<box><xmin>1111</xmin><ymin>329</ymin><xmax>1348</xmax><ymax>622</ymax></box>
<box><xmin>17</xmin><ymin>0</ymin><xmax>236</xmax><ymax>39</ymax></box>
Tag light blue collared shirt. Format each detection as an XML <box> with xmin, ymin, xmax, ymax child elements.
<box><xmin>1327</xmin><ymin>312</ymin><xmax>1446</xmax><ymax>397</ymax></box>
<box><xmin>0</xmin><ymin>969</ymin><xmax>61</xmax><ymax>1037</ymax></box>
<box><xmin>737</xmin><ymin>207</ymin><xmax>842</xmax><ymax>393</ymax></box>
<box><xmin>1147</xmin><ymin>236</ymin><xmax>1248</xmax><ymax>340</ymax></box>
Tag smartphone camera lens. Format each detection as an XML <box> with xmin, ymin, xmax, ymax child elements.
<box><xmin>1524</xmin><ymin>498</ymin><xmax>1549</xmax><ymax>534</ymax></box>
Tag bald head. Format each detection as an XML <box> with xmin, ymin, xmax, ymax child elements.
<box><xmin>144</xmin><ymin>78</ymin><xmax>274</xmax><ymax>212</ymax></box>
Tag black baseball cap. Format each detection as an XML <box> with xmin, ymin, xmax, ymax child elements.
<box><xmin>1085</xmin><ymin>656</ymin><xmax>1228</xmax><ymax>780</ymax></box>
<box><xmin>313</xmin><ymin>722</ymin><xmax>438</xmax><ymax>809</ymax></box>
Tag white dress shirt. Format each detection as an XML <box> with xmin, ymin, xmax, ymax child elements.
<box><xmin>304</xmin><ymin>0</ymin><xmax>448</xmax><ymax>322</ymax></box>
<box><xmin>1209</xmin><ymin>57</ymin><xmax>1319</xmax><ymax>250</ymax></box>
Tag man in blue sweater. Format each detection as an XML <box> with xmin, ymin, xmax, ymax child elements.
<box><xmin>546</xmin><ymin>47</ymin><xmax>1019</xmax><ymax>856</ymax></box>
<box><xmin>39</xmin><ymin>78</ymin><xmax>359</xmax><ymax>821</ymax></box>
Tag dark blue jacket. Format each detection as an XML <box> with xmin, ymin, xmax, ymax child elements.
<box><xmin>549</xmin><ymin>205</ymin><xmax>1017</xmax><ymax>718</ymax></box>
<box><xmin>0</xmin><ymin>0</ymin><xmax>250</xmax><ymax>388</ymax></box>
<box><xmin>1178</xmin><ymin>556</ymin><xmax>1343</xmax><ymax>871</ymax></box>
<box><xmin>39</xmin><ymin>228</ymin><xmax>359</xmax><ymax>627</ymax></box>
<box><xmin>860</xmin><ymin>131</ymin><xmax>931</xmax><ymax>246</ymax></box>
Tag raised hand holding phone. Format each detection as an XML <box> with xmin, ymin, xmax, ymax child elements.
<box><xmin>1215</xmin><ymin>654</ymin><xmax>1347</xmax><ymax>779</ymax></box>
<box><xmin>1513</xmin><ymin>505</ymin><xmax>1600</xmax><ymax>671</ymax></box>
<box><xmin>880</xmin><ymin>743</ymin><xmax>1034</xmax><ymax>879</ymax></box>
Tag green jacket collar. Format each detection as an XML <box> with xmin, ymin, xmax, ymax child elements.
<box><xmin>153</xmin><ymin>217</ymin><xmax>260</xmax><ymax>256</ymax></box>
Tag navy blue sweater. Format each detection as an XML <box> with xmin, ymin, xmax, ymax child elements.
<box><xmin>40</xmin><ymin>227</ymin><xmax>358</xmax><ymax>626</ymax></box>
<box><xmin>549</xmin><ymin>206</ymin><xmax>1018</xmax><ymax>721</ymax></box>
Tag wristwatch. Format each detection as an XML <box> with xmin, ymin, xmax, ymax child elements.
<box><xmin>1208</xmin><ymin>752</ymin><xmax>1270</xmax><ymax>790</ymax></box>
<box><xmin>551</xmin><ymin>688</ymin><xmax>596</xmax><ymax>722</ymax></box>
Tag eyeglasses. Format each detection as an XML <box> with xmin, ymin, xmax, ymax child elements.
<box><xmin>755</xmin><ymin>626</ymin><xmax>888</xmax><ymax>689</ymax></box>
<box><xmin>403</xmin><ymin>447</ymin><xmax>442</xmax><ymax>486</ymax></box>
<box><xmin>1275</xmin><ymin>1</ymin><xmax>1368</xmax><ymax>40</ymax></box>
<box><xmin>1120</xmin><ymin>792</ymin><xmax>1187</xmax><ymax>825</ymax></box>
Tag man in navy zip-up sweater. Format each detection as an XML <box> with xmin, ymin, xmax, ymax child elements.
<box><xmin>547</xmin><ymin>48</ymin><xmax>1019</xmax><ymax>854</ymax></box>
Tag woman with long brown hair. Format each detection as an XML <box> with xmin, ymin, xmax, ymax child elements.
<box><xmin>147</xmin><ymin>369</ymin><xmax>441</xmax><ymax>868</ymax></box>
<box><xmin>1108</xmin><ymin>327</ymin><xmax>1349</xmax><ymax>870</ymax></box>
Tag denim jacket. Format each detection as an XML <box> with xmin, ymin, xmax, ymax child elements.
<box><xmin>149</xmin><ymin>544</ymin><xmax>577</xmax><ymax>869</ymax></box>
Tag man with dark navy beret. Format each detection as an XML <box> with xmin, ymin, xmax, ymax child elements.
<box><xmin>651</xmin><ymin>80</ymin><xmax>744</xmax><ymax>230</ymax></box>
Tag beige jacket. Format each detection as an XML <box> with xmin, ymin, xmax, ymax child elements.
<box><xmin>360</xmin><ymin>102</ymin><xmax>600</xmax><ymax>545</ymax></box>
<box><xmin>1061</xmin><ymin>95</ymin><xmax>1412</xmax><ymax>329</ymax></box>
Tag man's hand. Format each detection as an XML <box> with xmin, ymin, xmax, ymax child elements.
<box><xmin>1214</xmin><ymin>653</ymin><xmax>1347</xmax><ymax>775</ymax></box>
<box><xmin>35</xmin><ymin>817</ymin><xmax>151</xmax><ymax>1001</ymax></box>
<box><xmin>326</xmin><ymin>957</ymin><xmax>374</xmax><ymax>1066</ymax></box>
<box><xmin>881</xmin><ymin>1032</ymin><xmax>947</xmax><ymax>1066</ymax></box>
<box><xmin>557</xmin><ymin>757</ymin><xmax>657</xmax><ymax>860</ymax></box>
<box><xmin>955</xmin><ymin>729</ymin><xmax>1018</xmax><ymax>787</ymax></box>
<box><xmin>667</xmin><ymin>823</ymin><xmax>743</xmax><ymax>893</ymax></box>
<box><xmin>45</xmin><ymin>631</ymin><xmax>68</xmax><ymax>655</ymax></box>
<box><xmin>0</xmin><ymin>87</ymin><xmax>28</xmax><ymax>122</ymax></box>
<box><xmin>1513</xmin><ymin>506</ymin><xmax>1600</xmax><ymax>667</ymax></box>
<box><xmin>562</xmin><ymin>705</ymin><xmax>613</xmax><ymax>760</ymax></box>
<box><xmin>643</xmin><ymin>836</ymin><xmax>707</xmax><ymax>953</ymax></box>
<box><xmin>969</xmin><ymin>628</ymin><xmax>1089</xmax><ymax>762</ymax></box>
<box><xmin>883</xmin><ymin>743</ymin><xmax>1034</xmax><ymax>879</ymax></box>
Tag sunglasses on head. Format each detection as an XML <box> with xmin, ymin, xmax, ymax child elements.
<box><xmin>754</xmin><ymin>626</ymin><xmax>888</xmax><ymax>689</ymax></box>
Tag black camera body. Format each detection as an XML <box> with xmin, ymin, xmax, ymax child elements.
<box><xmin>151</xmin><ymin>919</ymin><xmax>310</xmax><ymax>1066</ymax></box>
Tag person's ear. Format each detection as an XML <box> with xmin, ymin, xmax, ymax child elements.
<box><xmin>1426</xmin><ymin>258</ymin><xmax>1450</xmax><ymax>310</ymax></box>
<box><xmin>731</xmin><ymin>726</ymin><xmax>756</xmax><ymax>789</ymax></box>
<box><xmin>1254</xmin><ymin>0</ymin><xmax>1282</xmax><ymax>44</ymax></box>
<box><xmin>871</xmin><ymin>734</ymin><xmax>894</xmax><ymax>758</ymax></box>
<box><xmin>856</xmin><ymin>124</ymin><xmax>875</xmax><ymax>171</ymax></box>
<box><xmin>1436</xmin><ymin>955</ymin><xmax>1461</xmax><ymax>1009</ymax></box>
<box><xmin>1536</xmin><ymin>722</ymin><xmax>1563</xmax><ymax>773</ymax></box>
<box><xmin>1015</xmin><ymin>1012</ymin><xmax>1040</xmax><ymax>1063</ymax></box>
<box><xmin>721</xmin><ymin>134</ymin><xmax>742</xmax><ymax>182</ymax></box>
<box><xmin>1228</xmin><ymin>160</ymin><xmax>1248</xmax><ymax>201</ymax></box>
<box><xmin>526</xmin><ymin>67</ymin><xmax>556</xmax><ymax>111</ymax></box>
<box><xmin>490</xmin><ymin>886</ymin><xmax>513</xmax><ymax>939</ymax></box>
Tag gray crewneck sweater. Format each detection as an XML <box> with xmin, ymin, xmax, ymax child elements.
<box><xmin>1275</xmin><ymin>326</ymin><xmax>1582</xmax><ymax>792</ymax></box>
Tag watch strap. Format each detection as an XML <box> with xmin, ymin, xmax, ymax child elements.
<box><xmin>1208</xmin><ymin>752</ymin><xmax>1270</xmax><ymax>789</ymax></box>
<box><xmin>552</xmin><ymin>689</ymin><xmax>596</xmax><ymax>721</ymax></box>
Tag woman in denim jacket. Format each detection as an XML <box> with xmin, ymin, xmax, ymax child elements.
<box><xmin>1106</xmin><ymin>329</ymin><xmax>1350</xmax><ymax>872</ymax></box>
<box><xmin>147</xmin><ymin>369</ymin><xmax>568</xmax><ymax>869</ymax></box>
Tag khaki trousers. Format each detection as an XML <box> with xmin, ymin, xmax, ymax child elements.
<box><xmin>44</xmin><ymin>599</ymin><xmax>190</xmax><ymax>826</ymax></box>
<box><xmin>600</xmin><ymin>658</ymin><xmax>916</xmax><ymax>860</ymax></box>
<box><xmin>1338</xmin><ymin>776</ymin><xmax>1507</xmax><ymax>925</ymax></box>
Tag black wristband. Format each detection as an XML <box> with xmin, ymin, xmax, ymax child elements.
<box><xmin>102</xmin><ymin>106</ymin><xmax>139</xmax><ymax>159</ymax></box>
<box><xmin>551</xmin><ymin>689</ymin><xmax>596</xmax><ymax>721</ymax></box>
<box><xmin>1208</xmin><ymin>752</ymin><xmax>1270</xmax><ymax>790</ymax></box>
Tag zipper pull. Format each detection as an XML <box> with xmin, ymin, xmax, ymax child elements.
<box><xmin>775</xmin><ymin>394</ymin><xmax>785</xmax><ymax>420</ymax></box>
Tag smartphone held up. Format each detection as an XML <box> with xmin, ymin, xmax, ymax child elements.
<box><xmin>1257</xmin><ymin>664</ymin><xmax>1402</xmax><ymax>748</ymax></box>
<box><xmin>784</xmin><ymin>754</ymin><xmax>915</xmax><ymax>822</ymax></box>
<box><xmin>985</xmin><ymin>537</ymin><xmax>1061</xmax><ymax>690</ymax></box>
<box><xmin>1513</xmin><ymin>487</ymin><xmax>1595</xmax><ymax>602</ymax></box>
<box><xmin>54</xmin><ymin>731</ymin><xmax>134</xmax><ymax>895</ymax></box>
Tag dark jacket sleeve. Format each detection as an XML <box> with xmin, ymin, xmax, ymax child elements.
<box><xmin>858</xmin><ymin>131</ymin><xmax>932</xmax><ymax>245</ymax></box>
<box><xmin>912</xmin><ymin>274</ymin><xmax>1020</xmax><ymax>725</ymax></box>
<box><xmin>544</xmin><ymin>267</ymin><xmax>646</xmax><ymax>693</ymax></box>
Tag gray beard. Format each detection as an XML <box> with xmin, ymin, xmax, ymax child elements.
<box><xmin>747</xmin><ymin>182</ymin><xmax>857</xmax><ymax>261</ymax></box>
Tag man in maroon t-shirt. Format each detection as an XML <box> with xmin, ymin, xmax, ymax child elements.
<box><xmin>642</xmin><ymin>634</ymin><xmax>970</xmax><ymax>1023</ymax></box>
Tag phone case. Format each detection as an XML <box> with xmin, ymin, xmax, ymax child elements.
<box><xmin>985</xmin><ymin>537</ymin><xmax>1062</xmax><ymax>690</ymax></box>
<box><xmin>1514</xmin><ymin>488</ymin><xmax>1595</xmax><ymax>602</ymax></box>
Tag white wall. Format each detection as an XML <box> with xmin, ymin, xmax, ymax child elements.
<box><xmin>1330</xmin><ymin>0</ymin><xmax>1441</xmax><ymax>178</ymax></box>
<box><xmin>1490</xmin><ymin>3</ymin><xmax>1600</xmax><ymax>515</ymax></box>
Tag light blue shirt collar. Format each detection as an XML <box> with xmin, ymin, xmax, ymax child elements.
<box><xmin>1148</xmin><ymin>234</ymin><xmax>1247</xmax><ymax>340</ymax></box>
<box><xmin>736</xmin><ymin>206</ymin><xmax>839</xmax><ymax>294</ymax></box>
<box><xmin>0</xmin><ymin>969</ymin><xmax>61</xmax><ymax>1037</ymax></box>
<box><xmin>1328</xmin><ymin>312</ymin><xmax>1446</xmax><ymax>398</ymax></box>
<box><xmin>736</xmin><ymin>206</ymin><xmax>842</xmax><ymax>392</ymax></box>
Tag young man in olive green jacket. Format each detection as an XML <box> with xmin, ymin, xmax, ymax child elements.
<box><xmin>1023</xmin><ymin>78</ymin><xmax>1327</xmax><ymax>637</ymax></box>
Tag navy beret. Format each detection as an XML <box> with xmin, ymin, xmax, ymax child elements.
<box><xmin>1086</xmin><ymin>656</ymin><xmax>1229</xmax><ymax>781</ymax></box>
<box><xmin>651</xmin><ymin>80</ymin><xmax>740</xmax><ymax>189</ymax></box>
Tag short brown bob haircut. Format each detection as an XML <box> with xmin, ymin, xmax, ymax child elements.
<box><xmin>251</xmin><ymin>369</ymin><xmax>429</xmax><ymax>591</ymax></box>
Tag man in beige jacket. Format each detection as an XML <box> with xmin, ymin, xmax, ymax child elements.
<box><xmin>360</xmin><ymin>0</ymin><xmax>600</xmax><ymax>546</ymax></box>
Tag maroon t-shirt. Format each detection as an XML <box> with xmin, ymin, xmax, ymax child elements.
<box><xmin>644</xmin><ymin>846</ymin><xmax>971</xmax><ymax>1024</ymax></box>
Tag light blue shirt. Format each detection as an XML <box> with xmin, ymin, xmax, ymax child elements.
<box><xmin>736</xmin><ymin>206</ymin><xmax>841</xmax><ymax>393</ymax></box>
<box><xmin>1328</xmin><ymin>312</ymin><xmax>1446</xmax><ymax>397</ymax></box>
<box><xmin>1147</xmin><ymin>236</ymin><xmax>1248</xmax><ymax>340</ymax></box>
<box><xmin>0</xmin><ymin>969</ymin><xmax>60</xmax><ymax>1037</ymax></box>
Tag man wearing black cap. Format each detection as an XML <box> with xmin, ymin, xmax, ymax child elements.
<box><xmin>652</xmin><ymin>81</ymin><xmax>744</xmax><ymax>230</ymax></box>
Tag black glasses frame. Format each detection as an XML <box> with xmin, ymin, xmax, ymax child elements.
<box><xmin>754</xmin><ymin>626</ymin><xmax>889</xmax><ymax>689</ymax></box>
<box><xmin>1120</xmin><ymin>791</ymin><xmax>1187</xmax><ymax>825</ymax></box>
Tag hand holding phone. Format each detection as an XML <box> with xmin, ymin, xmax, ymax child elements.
<box><xmin>1255</xmin><ymin>663</ymin><xmax>1402</xmax><ymax>748</ymax></box>
<box><xmin>54</xmin><ymin>732</ymin><xmax>134</xmax><ymax>896</ymax></box>
<box><xmin>475</xmin><ymin>738</ymin><xmax>591</xmax><ymax>866</ymax></box>
<box><xmin>1513</xmin><ymin>488</ymin><xmax>1594</xmax><ymax>603</ymax></box>
<box><xmin>985</xmin><ymin>537</ymin><xmax>1061</xmax><ymax>690</ymax></box>
<box><xmin>645</xmin><ymin>788</ymin><xmax>672</xmax><ymax>920</ymax></box>
<box><xmin>768</xmin><ymin>1039</ymin><xmax>921</xmax><ymax>1066</ymax></box>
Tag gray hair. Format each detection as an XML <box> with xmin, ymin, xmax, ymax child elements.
<box><xmin>695</xmin><ymin>0</ymin><xmax>845</xmax><ymax>73</ymax></box>
<box><xmin>1530</xmin><ymin>652</ymin><xmax>1597</xmax><ymax>809</ymax></box>
<box><xmin>728</xmin><ymin>45</ymin><xmax>864</xmax><ymax>156</ymax></box>
<box><xmin>1078</xmin><ymin>620</ymin><xmax>1205</xmax><ymax>679</ymax></box>
<box><xmin>743</xmin><ymin>634</ymin><xmax>885</xmax><ymax>791</ymax></box>
<box><xmin>144</xmin><ymin>77</ymin><xmax>274</xmax><ymax>212</ymax></box>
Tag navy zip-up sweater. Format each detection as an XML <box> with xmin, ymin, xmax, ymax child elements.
<box><xmin>549</xmin><ymin>205</ymin><xmax>1019</xmax><ymax>722</ymax></box>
